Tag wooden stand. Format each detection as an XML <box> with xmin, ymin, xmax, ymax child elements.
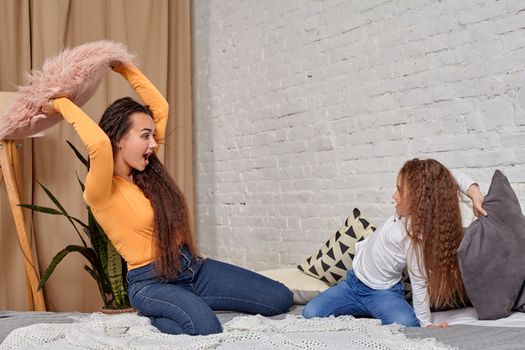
<box><xmin>1</xmin><ymin>139</ymin><xmax>46</xmax><ymax>310</ymax></box>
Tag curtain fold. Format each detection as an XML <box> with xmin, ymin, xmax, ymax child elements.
<box><xmin>0</xmin><ymin>0</ymin><xmax>35</xmax><ymax>312</ymax></box>
<box><xmin>0</xmin><ymin>0</ymin><xmax>193</xmax><ymax>312</ymax></box>
<box><xmin>166</xmin><ymin>0</ymin><xmax>195</xmax><ymax>234</ymax></box>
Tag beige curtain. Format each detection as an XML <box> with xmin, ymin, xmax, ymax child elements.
<box><xmin>0</xmin><ymin>0</ymin><xmax>193</xmax><ymax>312</ymax></box>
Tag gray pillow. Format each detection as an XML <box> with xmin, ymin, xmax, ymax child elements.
<box><xmin>458</xmin><ymin>170</ymin><xmax>525</xmax><ymax>320</ymax></box>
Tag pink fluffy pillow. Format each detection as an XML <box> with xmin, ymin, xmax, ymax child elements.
<box><xmin>0</xmin><ymin>40</ymin><xmax>134</xmax><ymax>140</ymax></box>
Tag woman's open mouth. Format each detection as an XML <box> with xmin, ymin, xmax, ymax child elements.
<box><xmin>143</xmin><ymin>153</ymin><xmax>152</xmax><ymax>165</ymax></box>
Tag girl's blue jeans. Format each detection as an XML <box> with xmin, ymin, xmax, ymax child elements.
<box><xmin>302</xmin><ymin>269</ymin><xmax>420</xmax><ymax>327</ymax></box>
<box><xmin>127</xmin><ymin>246</ymin><xmax>293</xmax><ymax>335</ymax></box>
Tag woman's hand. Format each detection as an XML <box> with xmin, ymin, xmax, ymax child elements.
<box><xmin>111</xmin><ymin>61</ymin><xmax>134</xmax><ymax>74</ymax></box>
<box><xmin>426</xmin><ymin>322</ymin><xmax>449</xmax><ymax>328</ymax></box>
<box><xmin>467</xmin><ymin>183</ymin><xmax>487</xmax><ymax>217</ymax></box>
<box><xmin>41</xmin><ymin>99</ymin><xmax>57</xmax><ymax>116</ymax></box>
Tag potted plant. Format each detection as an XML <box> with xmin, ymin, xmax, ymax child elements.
<box><xmin>20</xmin><ymin>141</ymin><xmax>131</xmax><ymax>311</ymax></box>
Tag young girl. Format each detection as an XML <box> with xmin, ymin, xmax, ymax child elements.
<box><xmin>303</xmin><ymin>158</ymin><xmax>486</xmax><ymax>327</ymax></box>
<box><xmin>42</xmin><ymin>62</ymin><xmax>292</xmax><ymax>336</ymax></box>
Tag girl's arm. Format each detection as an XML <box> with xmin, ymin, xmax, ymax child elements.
<box><xmin>52</xmin><ymin>98</ymin><xmax>114</xmax><ymax>209</ymax></box>
<box><xmin>112</xmin><ymin>62</ymin><xmax>169</xmax><ymax>150</ymax></box>
<box><xmin>407</xmin><ymin>251</ymin><xmax>450</xmax><ymax>328</ymax></box>
<box><xmin>466</xmin><ymin>183</ymin><xmax>486</xmax><ymax>217</ymax></box>
<box><xmin>406</xmin><ymin>258</ymin><xmax>432</xmax><ymax>327</ymax></box>
<box><xmin>451</xmin><ymin>170</ymin><xmax>487</xmax><ymax>217</ymax></box>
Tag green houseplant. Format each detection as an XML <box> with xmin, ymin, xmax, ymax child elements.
<box><xmin>20</xmin><ymin>141</ymin><xmax>130</xmax><ymax>310</ymax></box>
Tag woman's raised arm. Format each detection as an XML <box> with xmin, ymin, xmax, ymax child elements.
<box><xmin>52</xmin><ymin>98</ymin><xmax>114</xmax><ymax>209</ymax></box>
<box><xmin>112</xmin><ymin>62</ymin><xmax>169</xmax><ymax>149</ymax></box>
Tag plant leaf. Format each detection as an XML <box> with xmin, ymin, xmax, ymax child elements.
<box><xmin>84</xmin><ymin>226</ymin><xmax>107</xmax><ymax>271</ymax></box>
<box><xmin>76</xmin><ymin>171</ymin><xmax>85</xmax><ymax>192</ymax></box>
<box><xmin>84</xmin><ymin>265</ymin><xmax>113</xmax><ymax>308</ymax></box>
<box><xmin>38</xmin><ymin>245</ymin><xmax>113</xmax><ymax>296</ymax></box>
<box><xmin>36</xmin><ymin>181</ymin><xmax>87</xmax><ymax>247</ymax></box>
<box><xmin>107</xmin><ymin>243</ymin><xmax>127</xmax><ymax>307</ymax></box>
<box><xmin>67</xmin><ymin>140</ymin><xmax>88</xmax><ymax>167</ymax></box>
<box><xmin>38</xmin><ymin>245</ymin><xmax>91</xmax><ymax>290</ymax></box>
<box><xmin>18</xmin><ymin>204</ymin><xmax>88</xmax><ymax>229</ymax></box>
<box><xmin>18</xmin><ymin>204</ymin><xmax>63</xmax><ymax>215</ymax></box>
<box><xmin>34</xmin><ymin>140</ymin><xmax>130</xmax><ymax>309</ymax></box>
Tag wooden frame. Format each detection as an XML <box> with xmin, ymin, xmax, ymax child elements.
<box><xmin>1</xmin><ymin>139</ymin><xmax>46</xmax><ymax>311</ymax></box>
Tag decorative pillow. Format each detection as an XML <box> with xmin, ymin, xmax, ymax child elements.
<box><xmin>0</xmin><ymin>91</ymin><xmax>17</xmax><ymax>115</ymax></box>
<box><xmin>0</xmin><ymin>40</ymin><xmax>134</xmax><ymax>140</ymax></box>
<box><xmin>458</xmin><ymin>170</ymin><xmax>525</xmax><ymax>320</ymax></box>
<box><xmin>257</xmin><ymin>267</ymin><xmax>330</xmax><ymax>304</ymax></box>
<box><xmin>297</xmin><ymin>208</ymin><xmax>376</xmax><ymax>285</ymax></box>
<box><xmin>297</xmin><ymin>208</ymin><xmax>413</xmax><ymax>302</ymax></box>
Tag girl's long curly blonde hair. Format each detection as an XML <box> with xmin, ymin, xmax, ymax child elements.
<box><xmin>399</xmin><ymin>158</ymin><xmax>468</xmax><ymax>310</ymax></box>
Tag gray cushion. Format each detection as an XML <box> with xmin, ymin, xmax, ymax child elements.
<box><xmin>458</xmin><ymin>170</ymin><xmax>525</xmax><ymax>319</ymax></box>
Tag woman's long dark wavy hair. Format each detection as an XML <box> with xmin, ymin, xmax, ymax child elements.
<box><xmin>399</xmin><ymin>158</ymin><xmax>468</xmax><ymax>310</ymax></box>
<box><xmin>99</xmin><ymin>97</ymin><xmax>198</xmax><ymax>279</ymax></box>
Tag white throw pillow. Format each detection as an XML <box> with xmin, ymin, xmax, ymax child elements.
<box><xmin>258</xmin><ymin>267</ymin><xmax>330</xmax><ymax>305</ymax></box>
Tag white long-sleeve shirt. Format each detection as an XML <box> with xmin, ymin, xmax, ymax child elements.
<box><xmin>352</xmin><ymin>171</ymin><xmax>475</xmax><ymax>326</ymax></box>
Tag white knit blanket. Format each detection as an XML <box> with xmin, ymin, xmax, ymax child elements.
<box><xmin>0</xmin><ymin>313</ymin><xmax>452</xmax><ymax>350</ymax></box>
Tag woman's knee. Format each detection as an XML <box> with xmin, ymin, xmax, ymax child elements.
<box><xmin>246</xmin><ymin>277</ymin><xmax>293</xmax><ymax>316</ymax></box>
<box><xmin>131</xmin><ymin>283</ymin><xmax>223</xmax><ymax>335</ymax></box>
<box><xmin>189</xmin><ymin>315</ymin><xmax>223</xmax><ymax>335</ymax></box>
<box><xmin>269</xmin><ymin>283</ymin><xmax>294</xmax><ymax>315</ymax></box>
<box><xmin>152</xmin><ymin>315</ymin><xmax>223</xmax><ymax>336</ymax></box>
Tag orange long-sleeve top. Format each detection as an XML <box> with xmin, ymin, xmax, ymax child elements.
<box><xmin>53</xmin><ymin>63</ymin><xmax>169</xmax><ymax>270</ymax></box>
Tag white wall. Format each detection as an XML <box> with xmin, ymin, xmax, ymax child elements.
<box><xmin>192</xmin><ymin>0</ymin><xmax>525</xmax><ymax>270</ymax></box>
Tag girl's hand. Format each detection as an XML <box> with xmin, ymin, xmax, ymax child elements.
<box><xmin>427</xmin><ymin>322</ymin><xmax>449</xmax><ymax>328</ymax></box>
<box><xmin>41</xmin><ymin>99</ymin><xmax>57</xmax><ymax>116</ymax></box>
<box><xmin>467</xmin><ymin>183</ymin><xmax>487</xmax><ymax>217</ymax></box>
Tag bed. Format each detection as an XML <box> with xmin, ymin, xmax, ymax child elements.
<box><xmin>3</xmin><ymin>185</ymin><xmax>524</xmax><ymax>349</ymax></box>
<box><xmin>2</xmin><ymin>306</ymin><xmax>525</xmax><ymax>349</ymax></box>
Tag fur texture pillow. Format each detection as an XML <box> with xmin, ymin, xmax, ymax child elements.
<box><xmin>0</xmin><ymin>40</ymin><xmax>134</xmax><ymax>140</ymax></box>
<box><xmin>458</xmin><ymin>170</ymin><xmax>525</xmax><ymax>319</ymax></box>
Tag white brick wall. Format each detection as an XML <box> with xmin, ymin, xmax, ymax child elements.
<box><xmin>192</xmin><ymin>0</ymin><xmax>525</xmax><ymax>271</ymax></box>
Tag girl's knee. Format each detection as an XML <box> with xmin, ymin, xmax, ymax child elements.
<box><xmin>395</xmin><ymin>317</ymin><xmax>420</xmax><ymax>327</ymax></box>
<box><xmin>382</xmin><ymin>313</ymin><xmax>420</xmax><ymax>327</ymax></box>
<box><xmin>302</xmin><ymin>289</ymin><xmax>346</xmax><ymax>319</ymax></box>
<box><xmin>302</xmin><ymin>304</ymin><xmax>316</xmax><ymax>319</ymax></box>
<box><xmin>302</xmin><ymin>301</ymin><xmax>326</xmax><ymax>319</ymax></box>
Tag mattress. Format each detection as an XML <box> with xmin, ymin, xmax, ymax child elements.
<box><xmin>1</xmin><ymin>307</ymin><xmax>524</xmax><ymax>349</ymax></box>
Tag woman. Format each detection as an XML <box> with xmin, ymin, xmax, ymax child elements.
<box><xmin>43</xmin><ymin>62</ymin><xmax>293</xmax><ymax>335</ymax></box>
<box><xmin>303</xmin><ymin>158</ymin><xmax>486</xmax><ymax>327</ymax></box>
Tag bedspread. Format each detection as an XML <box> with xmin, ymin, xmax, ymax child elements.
<box><xmin>1</xmin><ymin>312</ymin><xmax>448</xmax><ymax>350</ymax></box>
<box><xmin>2</xmin><ymin>307</ymin><xmax>525</xmax><ymax>350</ymax></box>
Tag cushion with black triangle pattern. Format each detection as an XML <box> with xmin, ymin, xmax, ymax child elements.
<box><xmin>297</xmin><ymin>208</ymin><xmax>412</xmax><ymax>302</ymax></box>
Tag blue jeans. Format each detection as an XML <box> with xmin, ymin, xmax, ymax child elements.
<box><xmin>303</xmin><ymin>270</ymin><xmax>420</xmax><ymax>327</ymax></box>
<box><xmin>127</xmin><ymin>246</ymin><xmax>293</xmax><ymax>335</ymax></box>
